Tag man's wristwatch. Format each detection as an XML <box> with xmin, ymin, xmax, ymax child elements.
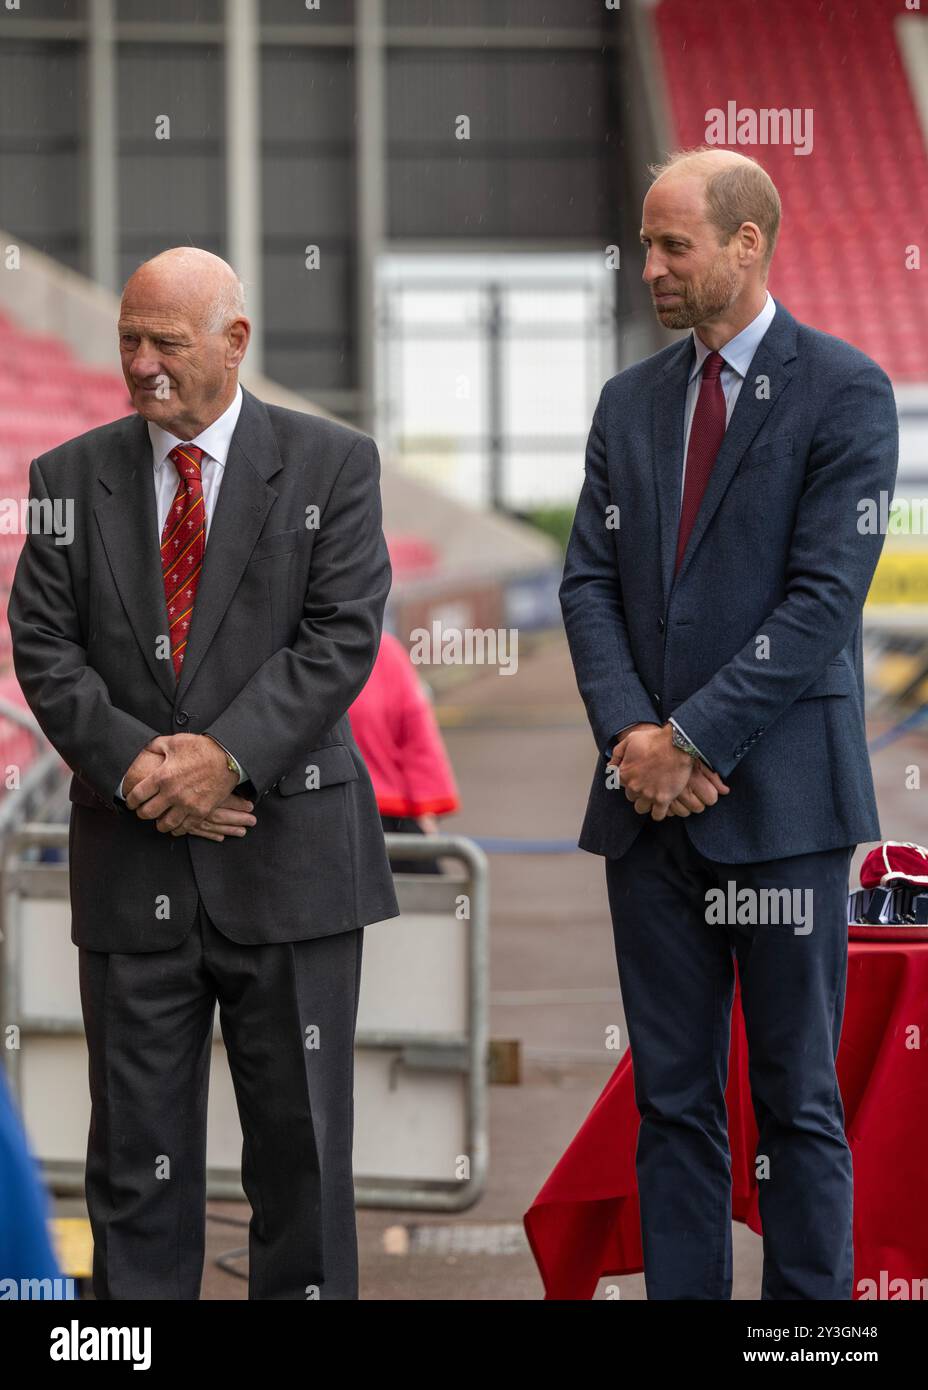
<box><xmin>204</xmin><ymin>734</ymin><xmax>239</xmax><ymax>777</ymax></box>
<box><xmin>670</xmin><ymin>723</ymin><xmax>700</xmax><ymax>760</ymax></box>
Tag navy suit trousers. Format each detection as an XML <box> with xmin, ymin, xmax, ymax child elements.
<box><xmin>605</xmin><ymin>817</ymin><xmax>855</xmax><ymax>1300</ymax></box>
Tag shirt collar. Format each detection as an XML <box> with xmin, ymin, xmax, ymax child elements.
<box><xmin>148</xmin><ymin>382</ymin><xmax>244</xmax><ymax>472</ymax></box>
<box><xmin>688</xmin><ymin>291</ymin><xmax>776</xmax><ymax>383</ymax></box>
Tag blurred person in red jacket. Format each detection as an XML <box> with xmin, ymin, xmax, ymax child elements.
<box><xmin>349</xmin><ymin>630</ymin><xmax>459</xmax><ymax>873</ymax></box>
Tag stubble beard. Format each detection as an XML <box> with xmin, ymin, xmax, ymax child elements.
<box><xmin>653</xmin><ymin>257</ymin><xmax>741</xmax><ymax>331</ymax></box>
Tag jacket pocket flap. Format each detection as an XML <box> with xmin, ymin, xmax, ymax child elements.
<box><xmin>249</xmin><ymin>528</ymin><xmax>300</xmax><ymax>561</ymax></box>
<box><xmin>277</xmin><ymin>744</ymin><xmax>358</xmax><ymax>794</ymax></box>
<box><xmin>736</xmin><ymin>435</ymin><xmax>794</xmax><ymax>477</ymax></box>
<box><xmin>68</xmin><ymin>774</ymin><xmax>114</xmax><ymax>809</ymax></box>
<box><xmin>795</xmin><ymin>661</ymin><xmax>855</xmax><ymax>700</ymax></box>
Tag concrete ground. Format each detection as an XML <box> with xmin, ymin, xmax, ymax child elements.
<box><xmin>59</xmin><ymin>631</ymin><xmax>927</xmax><ymax>1300</ymax></box>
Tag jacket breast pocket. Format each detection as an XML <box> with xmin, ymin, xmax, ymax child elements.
<box><xmin>248</xmin><ymin>528</ymin><xmax>300</xmax><ymax>563</ymax></box>
<box><xmin>795</xmin><ymin>660</ymin><xmax>855</xmax><ymax>700</ymax></box>
<box><xmin>276</xmin><ymin>744</ymin><xmax>359</xmax><ymax>795</ymax></box>
<box><xmin>734</xmin><ymin>435</ymin><xmax>794</xmax><ymax>479</ymax></box>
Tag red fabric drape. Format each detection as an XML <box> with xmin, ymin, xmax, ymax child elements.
<box><xmin>524</xmin><ymin>943</ymin><xmax>928</xmax><ymax>1299</ymax></box>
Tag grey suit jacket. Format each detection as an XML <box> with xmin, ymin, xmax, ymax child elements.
<box><xmin>559</xmin><ymin>299</ymin><xmax>899</xmax><ymax>863</ymax></box>
<box><xmin>8</xmin><ymin>385</ymin><xmax>400</xmax><ymax>951</ymax></box>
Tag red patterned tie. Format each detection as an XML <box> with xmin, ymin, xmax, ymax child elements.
<box><xmin>675</xmin><ymin>349</ymin><xmax>726</xmax><ymax>574</ymax></box>
<box><xmin>161</xmin><ymin>444</ymin><xmax>205</xmax><ymax>679</ymax></box>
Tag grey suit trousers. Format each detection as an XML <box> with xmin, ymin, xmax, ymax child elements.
<box><xmin>78</xmin><ymin>898</ymin><xmax>364</xmax><ymax>1300</ymax></box>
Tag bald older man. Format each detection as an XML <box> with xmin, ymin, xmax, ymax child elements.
<box><xmin>560</xmin><ymin>149</ymin><xmax>898</xmax><ymax>1299</ymax></box>
<box><xmin>9</xmin><ymin>247</ymin><xmax>399</xmax><ymax>1300</ymax></box>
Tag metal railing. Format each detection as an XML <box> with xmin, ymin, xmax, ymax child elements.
<box><xmin>0</xmin><ymin>823</ymin><xmax>489</xmax><ymax>1213</ymax></box>
<box><xmin>0</xmin><ymin>699</ymin><xmax>63</xmax><ymax>840</ymax></box>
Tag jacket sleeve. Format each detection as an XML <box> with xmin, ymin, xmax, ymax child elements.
<box><xmin>559</xmin><ymin>385</ymin><xmax>662</xmax><ymax>756</ymax></box>
<box><xmin>669</xmin><ymin>361</ymin><xmax>899</xmax><ymax>779</ymax></box>
<box><xmin>8</xmin><ymin>457</ymin><xmax>161</xmax><ymax>808</ymax></box>
<box><xmin>204</xmin><ymin>434</ymin><xmax>392</xmax><ymax>797</ymax></box>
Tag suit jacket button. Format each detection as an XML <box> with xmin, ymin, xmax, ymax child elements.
<box><xmin>174</xmin><ymin>710</ymin><xmax>189</xmax><ymax>725</ymax></box>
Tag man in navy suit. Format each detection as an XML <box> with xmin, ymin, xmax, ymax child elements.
<box><xmin>559</xmin><ymin>148</ymin><xmax>898</xmax><ymax>1299</ymax></box>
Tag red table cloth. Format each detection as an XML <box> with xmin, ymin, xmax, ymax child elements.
<box><xmin>524</xmin><ymin>942</ymin><xmax>928</xmax><ymax>1299</ymax></box>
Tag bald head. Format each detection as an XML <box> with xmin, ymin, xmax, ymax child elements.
<box><xmin>123</xmin><ymin>247</ymin><xmax>246</xmax><ymax>335</ymax></box>
<box><xmin>118</xmin><ymin>246</ymin><xmax>250</xmax><ymax>438</ymax></box>
<box><xmin>651</xmin><ymin>147</ymin><xmax>760</xmax><ymax>185</ymax></box>
<box><xmin>640</xmin><ymin>146</ymin><xmax>780</xmax><ymax>340</ymax></box>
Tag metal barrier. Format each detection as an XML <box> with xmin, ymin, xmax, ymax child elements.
<box><xmin>0</xmin><ymin>823</ymin><xmax>489</xmax><ymax>1213</ymax></box>
<box><xmin>0</xmin><ymin>697</ymin><xmax>64</xmax><ymax>839</ymax></box>
<box><xmin>364</xmin><ymin>832</ymin><xmax>489</xmax><ymax>1210</ymax></box>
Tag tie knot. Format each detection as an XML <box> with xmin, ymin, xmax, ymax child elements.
<box><xmin>169</xmin><ymin>443</ymin><xmax>205</xmax><ymax>478</ymax></box>
<box><xmin>701</xmin><ymin>350</ymin><xmax>725</xmax><ymax>381</ymax></box>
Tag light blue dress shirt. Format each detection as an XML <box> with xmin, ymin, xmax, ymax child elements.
<box><xmin>680</xmin><ymin>290</ymin><xmax>777</xmax><ymax>497</ymax></box>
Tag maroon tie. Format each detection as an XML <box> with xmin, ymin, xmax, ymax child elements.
<box><xmin>675</xmin><ymin>349</ymin><xmax>726</xmax><ymax>574</ymax></box>
<box><xmin>161</xmin><ymin>444</ymin><xmax>205</xmax><ymax>680</ymax></box>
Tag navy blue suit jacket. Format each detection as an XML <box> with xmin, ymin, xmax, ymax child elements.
<box><xmin>559</xmin><ymin>299</ymin><xmax>899</xmax><ymax>863</ymax></box>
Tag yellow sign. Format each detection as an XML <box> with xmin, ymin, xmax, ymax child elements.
<box><xmin>867</xmin><ymin>552</ymin><xmax>928</xmax><ymax>606</ymax></box>
<box><xmin>50</xmin><ymin>1217</ymin><xmax>93</xmax><ymax>1278</ymax></box>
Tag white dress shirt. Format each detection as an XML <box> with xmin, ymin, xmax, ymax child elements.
<box><xmin>116</xmin><ymin>384</ymin><xmax>248</xmax><ymax>800</ymax></box>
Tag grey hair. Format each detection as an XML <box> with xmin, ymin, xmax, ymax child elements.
<box><xmin>203</xmin><ymin>275</ymin><xmax>247</xmax><ymax>333</ymax></box>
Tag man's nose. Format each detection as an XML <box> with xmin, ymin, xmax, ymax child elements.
<box><xmin>642</xmin><ymin>252</ymin><xmax>665</xmax><ymax>284</ymax></box>
<box><xmin>129</xmin><ymin>352</ymin><xmax>160</xmax><ymax>382</ymax></box>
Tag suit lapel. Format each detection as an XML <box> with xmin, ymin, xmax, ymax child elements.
<box><xmin>95</xmin><ymin>412</ymin><xmax>177</xmax><ymax>704</ymax></box>
<box><xmin>652</xmin><ymin>336</ymin><xmax>695</xmax><ymax>611</ymax></box>
<box><xmin>95</xmin><ymin>386</ymin><xmax>283</xmax><ymax>706</ymax></box>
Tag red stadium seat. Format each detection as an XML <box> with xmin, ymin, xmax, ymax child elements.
<box><xmin>655</xmin><ymin>0</ymin><xmax>928</xmax><ymax>383</ymax></box>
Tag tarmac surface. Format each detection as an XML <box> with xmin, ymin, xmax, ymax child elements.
<box><xmin>196</xmin><ymin>631</ymin><xmax>925</xmax><ymax>1300</ymax></box>
<box><xmin>55</xmin><ymin>630</ymin><xmax>927</xmax><ymax>1300</ymax></box>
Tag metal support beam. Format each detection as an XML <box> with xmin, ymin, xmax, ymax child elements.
<box><xmin>355</xmin><ymin>0</ymin><xmax>387</xmax><ymax>434</ymax></box>
<box><xmin>87</xmin><ymin>0</ymin><xmax>118</xmax><ymax>292</ymax></box>
<box><xmin>486</xmin><ymin>283</ymin><xmax>505</xmax><ymax>513</ymax></box>
<box><xmin>0</xmin><ymin>22</ymin><xmax>620</xmax><ymax>49</ymax></box>
<box><xmin>225</xmin><ymin>0</ymin><xmax>263</xmax><ymax>376</ymax></box>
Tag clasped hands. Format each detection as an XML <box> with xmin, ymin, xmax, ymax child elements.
<box><xmin>123</xmin><ymin>733</ymin><xmax>258</xmax><ymax>842</ymax></box>
<box><xmin>609</xmin><ymin>722</ymin><xmax>730</xmax><ymax>821</ymax></box>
